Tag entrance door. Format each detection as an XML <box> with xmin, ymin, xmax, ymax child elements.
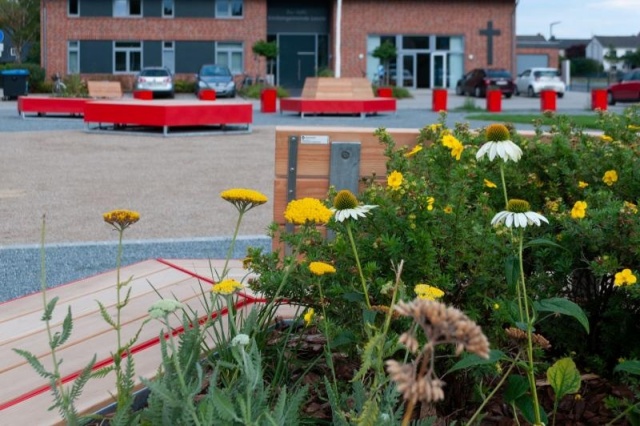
<box><xmin>278</xmin><ymin>35</ymin><xmax>316</xmax><ymax>90</ymax></box>
<box><xmin>431</xmin><ymin>53</ymin><xmax>447</xmax><ymax>88</ymax></box>
<box><xmin>416</xmin><ymin>53</ymin><xmax>430</xmax><ymax>88</ymax></box>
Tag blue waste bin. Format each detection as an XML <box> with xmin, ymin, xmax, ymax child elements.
<box><xmin>1</xmin><ymin>69</ymin><xmax>30</xmax><ymax>100</ymax></box>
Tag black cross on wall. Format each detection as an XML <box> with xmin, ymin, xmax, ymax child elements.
<box><xmin>479</xmin><ymin>20</ymin><xmax>501</xmax><ymax>65</ymax></box>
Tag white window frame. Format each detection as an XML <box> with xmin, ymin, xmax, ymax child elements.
<box><xmin>68</xmin><ymin>0</ymin><xmax>79</xmax><ymax>16</ymax></box>
<box><xmin>68</xmin><ymin>40</ymin><xmax>80</xmax><ymax>74</ymax></box>
<box><xmin>215</xmin><ymin>42</ymin><xmax>244</xmax><ymax>74</ymax></box>
<box><xmin>113</xmin><ymin>41</ymin><xmax>142</xmax><ymax>73</ymax></box>
<box><xmin>162</xmin><ymin>41</ymin><xmax>175</xmax><ymax>74</ymax></box>
<box><xmin>162</xmin><ymin>0</ymin><xmax>174</xmax><ymax>18</ymax></box>
<box><xmin>215</xmin><ymin>0</ymin><xmax>243</xmax><ymax>18</ymax></box>
<box><xmin>113</xmin><ymin>0</ymin><xmax>142</xmax><ymax>17</ymax></box>
<box><xmin>10</xmin><ymin>47</ymin><xmax>17</xmax><ymax>57</ymax></box>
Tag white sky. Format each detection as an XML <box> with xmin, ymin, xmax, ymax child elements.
<box><xmin>516</xmin><ymin>0</ymin><xmax>640</xmax><ymax>39</ymax></box>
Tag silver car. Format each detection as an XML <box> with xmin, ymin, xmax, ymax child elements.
<box><xmin>515</xmin><ymin>68</ymin><xmax>565</xmax><ymax>98</ymax></box>
<box><xmin>134</xmin><ymin>67</ymin><xmax>174</xmax><ymax>98</ymax></box>
<box><xmin>196</xmin><ymin>64</ymin><xmax>236</xmax><ymax>98</ymax></box>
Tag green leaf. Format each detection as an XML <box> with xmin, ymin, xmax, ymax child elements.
<box><xmin>57</xmin><ymin>306</ymin><xmax>73</xmax><ymax>347</ymax></box>
<box><xmin>211</xmin><ymin>390</ymin><xmax>241</xmax><ymax>422</ymax></box>
<box><xmin>515</xmin><ymin>394</ymin><xmax>548</xmax><ymax>425</ymax></box>
<box><xmin>504</xmin><ymin>375</ymin><xmax>529</xmax><ymax>404</ymax></box>
<box><xmin>523</xmin><ymin>238</ymin><xmax>567</xmax><ymax>251</ymax></box>
<box><xmin>329</xmin><ymin>330</ymin><xmax>356</xmax><ymax>349</ymax></box>
<box><xmin>356</xmin><ymin>399</ymin><xmax>379</xmax><ymax>426</ymax></box>
<box><xmin>504</xmin><ymin>256</ymin><xmax>519</xmax><ymax>293</ymax></box>
<box><xmin>342</xmin><ymin>292</ymin><xmax>364</xmax><ymax>303</ymax></box>
<box><xmin>97</xmin><ymin>301</ymin><xmax>116</xmax><ymax>329</ymax></box>
<box><xmin>614</xmin><ymin>360</ymin><xmax>640</xmax><ymax>376</ymax></box>
<box><xmin>42</xmin><ymin>296</ymin><xmax>59</xmax><ymax>322</ymax></box>
<box><xmin>446</xmin><ymin>350</ymin><xmax>505</xmax><ymax>375</ymax></box>
<box><xmin>534</xmin><ymin>297</ymin><xmax>590</xmax><ymax>334</ymax></box>
<box><xmin>547</xmin><ymin>358</ymin><xmax>581</xmax><ymax>401</ymax></box>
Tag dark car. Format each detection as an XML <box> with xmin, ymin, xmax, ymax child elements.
<box><xmin>607</xmin><ymin>69</ymin><xmax>640</xmax><ymax>105</ymax></box>
<box><xmin>195</xmin><ymin>64</ymin><xmax>236</xmax><ymax>98</ymax></box>
<box><xmin>134</xmin><ymin>67</ymin><xmax>174</xmax><ymax>98</ymax></box>
<box><xmin>456</xmin><ymin>68</ymin><xmax>515</xmax><ymax>98</ymax></box>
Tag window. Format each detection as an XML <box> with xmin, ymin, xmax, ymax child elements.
<box><xmin>114</xmin><ymin>41</ymin><xmax>142</xmax><ymax>73</ymax></box>
<box><xmin>216</xmin><ymin>42</ymin><xmax>243</xmax><ymax>74</ymax></box>
<box><xmin>10</xmin><ymin>48</ymin><xmax>17</xmax><ymax>57</ymax></box>
<box><xmin>163</xmin><ymin>0</ymin><xmax>174</xmax><ymax>17</ymax></box>
<box><xmin>216</xmin><ymin>0</ymin><xmax>243</xmax><ymax>18</ymax></box>
<box><xmin>163</xmin><ymin>41</ymin><xmax>175</xmax><ymax>74</ymax></box>
<box><xmin>68</xmin><ymin>0</ymin><xmax>79</xmax><ymax>16</ymax></box>
<box><xmin>68</xmin><ymin>41</ymin><xmax>80</xmax><ymax>74</ymax></box>
<box><xmin>114</xmin><ymin>0</ymin><xmax>142</xmax><ymax>17</ymax></box>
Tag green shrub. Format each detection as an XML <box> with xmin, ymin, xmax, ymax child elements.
<box><xmin>173</xmin><ymin>78</ymin><xmax>195</xmax><ymax>93</ymax></box>
<box><xmin>237</xmin><ymin>83</ymin><xmax>289</xmax><ymax>99</ymax></box>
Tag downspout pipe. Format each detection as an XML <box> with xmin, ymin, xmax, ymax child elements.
<box><xmin>335</xmin><ymin>0</ymin><xmax>342</xmax><ymax>78</ymax></box>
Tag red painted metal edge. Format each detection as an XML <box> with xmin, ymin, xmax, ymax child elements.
<box><xmin>279</xmin><ymin>97</ymin><xmax>396</xmax><ymax>115</ymax></box>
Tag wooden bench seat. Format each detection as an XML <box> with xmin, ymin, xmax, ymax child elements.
<box><xmin>87</xmin><ymin>81</ymin><xmax>123</xmax><ymax>99</ymax></box>
<box><xmin>0</xmin><ymin>258</ymin><xmax>299</xmax><ymax>425</ymax></box>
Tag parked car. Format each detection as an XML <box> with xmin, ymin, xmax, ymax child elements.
<box><xmin>456</xmin><ymin>68</ymin><xmax>515</xmax><ymax>98</ymax></box>
<box><xmin>388</xmin><ymin>67</ymin><xmax>413</xmax><ymax>86</ymax></box>
<box><xmin>607</xmin><ymin>69</ymin><xmax>640</xmax><ymax>105</ymax></box>
<box><xmin>195</xmin><ymin>64</ymin><xmax>236</xmax><ymax>98</ymax></box>
<box><xmin>134</xmin><ymin>67</ymin><xmax>174</xmax><ymax>98</ymax></box>
<box><xmin>515</xmin><ymin>67</ymin><xmax>565</xmax><ymax>98</ymax></box>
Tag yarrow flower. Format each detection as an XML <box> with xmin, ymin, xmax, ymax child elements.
<box><xmin>571</xmin><ymin>201</ymin><xmax>587</xmax><ymax>219</ymax></box>
<box><xmin>441</xmin><ymin>134</ymin><xmax>464</xmax><ymax>161</ymax></box>
<box><xmin>148</xmin><ymin>299</ymin><xmax>184</xmax><ymax>319</ymax></box>
<box><xmin>405</xmin><ymin>145</ymin><xmax>423</xmax><ymax>158</ymax></box>
<box><xmin>330</xmin><ymin>189</ymin><xmax>377</xmax><ymax>222</ymax></box>
<box><xmin>387</xmin><ymin>170</ymin><xmax>403</xmax><ymax>190</ymax></box>
<box><xmin>603</xmin><ymin>170</ymin><xmax>618</xmax><ymax>186</ymax></box>
<box><xmin>578</xmin><ymin>181</ymin><xmax>589</xmax><ymax>189</ymax></box>
<box><xmin>414</xmin><ymin>284</ymin><xmax>445</xmax><ymax>301</ymax></box>
<box><xmin>212</xmin><ymin>278</ymin><xmax>243</xmax><ymax>295</ymax></box>
<box><xmin>600</xmin><ymin>135</ymin><xmax>613</xmax><ymax>142</ymax></box>
<box><xmin>231</xmin><ymin>333</ymin><xmax>250</xmax><ymax>347</ymax></box>
<box><xmin>220</xmin><ymin>188</ymin><xmax>268</xmax><ymax>213</ymax></box>
<box><xmin>491</xmin><ymin>199</ymin><xmax>549</xmax><ymax>228</ymax></box>
<box><xmin>476</xmin><ymin>124</ymin><xmax>522</xmax><ymax>163</ymax></box>
<box><xmin>284</xmin><ymin>198</ymin><xmax>333</xmax><ymax>225</ymax></box>
<box><xmin>614</xmin><ymin>269</ymin><xmax>637</xmax><ymax>287</ymax></box>
<box><xmin>484</xmin><ymin>179</ymin><xmax>497</xmax><ymax>188</ymax></box>
<box><xmin>309</xmin><ymin>261</ymin><xmax>336</xmax><ymax>276</ymax></box>
<box><xmin>303</xmin><ymin>308</ymin><xmax>315</xmax><ymax>326</ymax></box>
<box><xmin>103</xmin><ymin>209</ymin><xmax>140</xmax><ymax>231</ymax></box>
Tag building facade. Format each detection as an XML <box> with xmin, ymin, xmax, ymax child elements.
<box><xmin>41</xmin><ymin>0</ymin><xmax>516</xmax><ymax>90</ymax></box>
<box><xmin>586</xmin><ymin>35</ymin><xmax>640</xmax><ymax>72</ymax></box>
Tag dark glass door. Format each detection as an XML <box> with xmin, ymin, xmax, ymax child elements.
<box><xmin>278</xmin><ymin>35</ymin><xmax>316</xmax><ymax>90</ymax></box>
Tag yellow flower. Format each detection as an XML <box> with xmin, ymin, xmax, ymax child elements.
<box><xmin>574</xmin><ymin>394</ymin><xmax>582</xmax><ymax>401</ymax></box>
<box><xmin>614</xmin><ymin>269</ymin><xmax>637</xmax><ymax>287</ymax></box>
<box><xmin>578</xmin><ymin>181</ymin><xmax>589</xmax><ymax>189</ymax></box>
<box><xmin>623</xmin><ymin>201</ymin><xmax>638</xmax><ymax>214</ymax></box>
<box><xmin>220</xmin><ymin>188</ymin><xmax>268</xmax><ymax>213</ymax></box>
<box><xmin>309</xmin><ymin>261</ymin><xmax>336</xmax><ymax>276</ymax></box>
<box><xmin>387</xmin><ymin>170</ymin><xmax>403</xmax><ymax>190</ymax></box>
<box><xmin>414</xmin><ymin>284</ymin><xmax>445</xmax><ymax>301</ymax></box>
<box><xmin>428</xmin><ymin>123</ymin><xmax>442</xmax><ymax>133</ymax></box>
<box><xmin>443</xmin><ymin>205</ymin><xmax>453</xmax><ymax>214</ymax></box>
<box><xmin>603</xmin><ymin>170</ymin><xmax>618</xmax><ymax>186</ymax></box>
<box><xmin>427</xmin><ymin>197</ymin><xmax>435</xmax><ymax>211</ymax></box>
<box><xmin>571</xmin><ymin>201</ymin><xmax>587</xmax><ymax>219</ymax></box>
<box><xmin>103</xmin><ymin>209</ymin><xmax>140</xmax><ymax>231</ymax></box>
<box><xmin>405</xmin><ymin>145</ymin><xmax>423</xmax><ymax>158</ymax></box>
<box><xmin>600</xmin><ymin>135</ymin><xmax>613</xmax><ymax>142</ymax></box>
<box><xmin>212</xmin><ymin>278</ymin><xmax>243</xmax><ymax>295</ymax></box>
<box><xmin>442</xmin><ymin>134</ymin><xmax>464</xmax><ymax>161</ymax></box>
<box><xmin>628</xmin><ymin>124</ymin><xmax>640</xmax><ymax>131</ymax></box>
<box><xmin>493</xmin><ymin>303</ymin><xmax>500</xmax><ymax>310</ymax></box>
<box><xmin>284</xmin><ymin>198</ymin><xmax>333</xmax><ymax>225</ymax></box>
<box><xmin>303</xmin><ymin>308</ymin><xmax>315</xmax><ymax>326</ymax></box>
<box><xmin>484</xmin><ymin>179</ymin><xmax>497</xmax><ymax>189</ymax></box>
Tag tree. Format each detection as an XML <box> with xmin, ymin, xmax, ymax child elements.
<box><xmin>372</xmin><ymin>40</ymin><xmax>397</xmax><ymax>86</ymax></box>
<box><xmin>622</xmin><ymin>48</ymin><xmax>640</xmax><ymax>69</ymax></box>
<box><xmin>0</xmin><ymin>0</ymin><xmax>40</xmax><ymax>64</ymax></box>
<box><xmin>252</xmin><ymin>40</ymin><xmax>278</xmax><ymax>83</ymax></box>
<box><xmin>603</xmin><ymin>44</ymin><xmax>622</xmax><ymax>70</ymax></box>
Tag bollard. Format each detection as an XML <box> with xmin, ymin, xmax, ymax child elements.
<box><xmin>376</xmin><ymin>87</ymin><xmax>393</xmax><ymax>97</ymax></box>
<box><xmin>540</xmin><ymin>90</ymin><xmax>556</xmax><ymax>112</ymax></box>
<box><xmin>591</xmin><ymin>89</ymin><xmax>608</xmax><ymax>111</ymax></box>
<box><xmin>260</xmin><ymin>88</ymin><xmax>277</xmax><ymax>113</ymax></box>
<box><xmin>133</xmin><ymin>90</ymin><xmax>153</xmax><ymax>100</ymax></box>
<box><xmin>198</xmin><ymin>89</ymin><xmax>216</xmax><ymax>100</ymax></box>
<box><xmin>432</xmin><ymin>88</ymin><xmax>447</xmax><ymax>112</ymax></box>
<box><xmin>486</xmin><ymin>90</ymin><xmax>502</xmax><ymax>112</ymax></box>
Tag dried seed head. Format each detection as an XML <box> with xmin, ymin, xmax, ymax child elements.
<box><xmin>505</xmin><ymin>327</ymin><xmax>551</xmax><ymax>350</ymax></box>
<box><xmin>398</xmin><ymin>332</ymin><xmax>420</xmax><ymax>354</ymax></box>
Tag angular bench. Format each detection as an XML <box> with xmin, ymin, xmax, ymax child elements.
<box><xmin>280</xmin><ymin>77</ymin><xmax>396</xmax><ymax>118</ymax></box>
<box><xmin>87</xmin><ymin>81</ymin><xmax>123</xmax><ymax>99</ymax></box>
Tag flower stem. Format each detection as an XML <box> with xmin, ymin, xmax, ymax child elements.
<box><xmin>346</xmin><ymin>222</ymin><xmax>372</xmax><ymax>309</ymax></box>
<box><xmin>222</xmin><ymin>210</ymin><xmax>245</xmax><ymax>280</ymax></box>
<box><xmin>500</xmin><ymin>164</ymin><xmax>509</xmax><ymax>210</ymax></box>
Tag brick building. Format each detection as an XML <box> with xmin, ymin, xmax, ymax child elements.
<box><xmin>41</xmin><ymin>0</ymin><xmax>516</xmax><ymax>90</ymax></box>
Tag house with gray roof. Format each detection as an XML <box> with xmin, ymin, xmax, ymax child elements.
<box><xmin>586</xmin><ymin>34</ymin><xmax>640</xmax><ymax>71</ymax></box>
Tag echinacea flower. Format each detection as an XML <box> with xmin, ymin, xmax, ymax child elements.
<box><xmin>603</xmin><ymin>170</ymin><xmax>618</xmax><ymax>186</ymax></box>
<box><xmin>578</xmin><ymin>181</ymin><xmax>589</xmax><ymax>189</ymax></box>
<box><xmin>387</xmin><ymin>170</ymin><xmax>403</xmax><ymax>190</ymax></box>
<box><xmin>571</xmin><ymin>201</ymin><xmax>587</xmax><ymax>219</ymax></box>
<box><xmin>309</xmin><ymin>261</ymin><xmax>336</xmax><ymax>276</ymax></box>
<box><xmin>330</xmin><ymin>189</ymin><xmax>377</xmax><ymax>222</ymax></box>
<box><xmin>148</xmin><ymin>299</ymin><xmax>184</xmax><ymax>319</ymax></box>
<box><xmin>103</xmin><ymin>209</ymin><xmax>140</xmax><ymax>231</ymax></box>
<box><xmin>405</xmin><ymin>145</ymin><xmax>423</xmax><ymax>158</ymax></box>
<box><xmin>491</xmin><ymin>199</ymin><xmax>548</xmax><ymax>228</ymax></box>
<box><xmin>221</xmin><ymin>188</ymin><xmax>268</xmax><ymax>213</ymax></box>
<box><xmin>614</xmin><ymin>269</ymin><xmax>637</xmax><ymax>287</ymax></box>
<box><xmin>212</xmin><ymin>278</ymin><xmax>243</xmax><ymax>295</ymax></box>
<box><xmin>484</xmin><ymin>179</ymin><xmax>497</xmax><ymax>188</ymax></box>
<box><xmin>414</xmin><ymin>284</ymin><xmax>445</xmax><ymax>301</ymax></box>
<box><xmin>303</xmin><ymin>308</ymin><xmax>315</xmax><ymax>326</ymax></box>
<box><xmin>476</xmin><ymin>124</ymin><xmax>522</xmax><ymax>163</ymax></box>
<box><xmin>284</xmin><ymin>198</ymin><xmax>333</xmax><ymax>225</ymax></box>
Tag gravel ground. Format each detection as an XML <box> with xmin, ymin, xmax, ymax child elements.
<box><xmin>0</xmin><ymin>90</ymin><xmax>609</xmax><ymax>301</ymax></box>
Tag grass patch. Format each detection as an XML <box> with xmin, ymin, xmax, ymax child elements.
<box><xmin>453</xmin><ymin>97</ymin><xmax>484</xmax><ymax>112</ymax></box>
<box><xmin>465</xmin><ymin>113</ymin><xmax>602</xmax><ymax>129</ymax></box>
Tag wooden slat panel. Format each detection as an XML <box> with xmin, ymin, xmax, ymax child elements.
<box><xmin>87</xmin><ymin>81</ymin><xmax>123</xmax><ymax>99</ymax></box>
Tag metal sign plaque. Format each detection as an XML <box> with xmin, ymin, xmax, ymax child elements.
<box><xmin>300</xmin><ymin>135</ymin><xmax>329</xmax><ymax>145</ymax></box>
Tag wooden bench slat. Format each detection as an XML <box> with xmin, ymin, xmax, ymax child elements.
<box><xmin>87</xmin><ymin>81</ymin><xmax>123</xmax><ymax>99</ymax></box>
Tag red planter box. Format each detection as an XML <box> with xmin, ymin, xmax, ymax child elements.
<box><xmin>486</xmin><ymin>90</ymin><xmax>502</xmax><ymax>112</ymax></box>
<box><xmin>199</xmin><ymin>89</ymin><xmax>216</xmax><ymax>101</ymax></box>
<box><xmin>260</xmin><ymin>88</ymin><xmax>277</xmax><ymax>113</ymax></box>
<box><xmin>376</xmin><ymin>87</ymin><xmax>393</xmax><ymax>98</ymax></box>
<box><xmin>133</xmin><ymin>90</ymin><xmax>153</xmax><ymax>100</ymax></box>
<box><xmin>431</xmin><ymin>88</ymin><xmax>447</xmax><ymax>112</ymax></box>
<box><xmin>591</xmin><ymin>89</ymin><xmax>608</xmax><ymax>111</ymax></box>
<box><xmin>540</xmin><ymin>90</ymin><xmax>556</xmax><ymax>112</ymax></box>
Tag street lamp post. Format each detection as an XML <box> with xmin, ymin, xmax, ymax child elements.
<box><xmin>549</xmin><ymin>21</ymin><xmax>561</xmax><ymax>40</ymax></box>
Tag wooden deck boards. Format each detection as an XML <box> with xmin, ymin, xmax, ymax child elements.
<box><xmin>0</xmin><ymin>258</ymin><xmax>298</xmax><ymax>425</ymax></box>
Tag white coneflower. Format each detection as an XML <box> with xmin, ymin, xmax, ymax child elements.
<box><xmin>476</xmin><ymin>123</ymin><xmax>523</xmax><ymax>163</ymax></box>
<box><xmin>491</xmin><ymin>199</ymin><xmax>549</xmax><ymax>228</ymax></box>
<box><xmin>330</xmin><ymin>189</ymin><xmax>377</xmax><ymax>222</ymax></box>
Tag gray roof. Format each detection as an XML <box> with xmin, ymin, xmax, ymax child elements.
<box><xmin>516</xmin><ymin>34</ymin><xmax>559</xmax><ymax>49</ymax></box>
<box><xmin>593</xmin><ymin>35</ymin><xmax>640</xmax><ymax>48</ymax></box>
<box><xmin>555</xmin><ymin>38</ymin><xmax>590</xmax><ymax>49</ymax></box>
